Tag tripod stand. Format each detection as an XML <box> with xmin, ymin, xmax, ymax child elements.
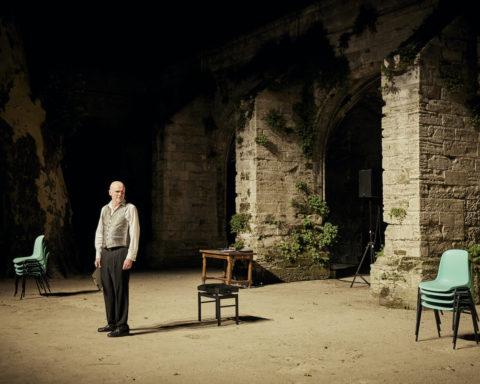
<box><xmin>350</xmin><ymin>199</ymin><xmax>381</xmax><ymax>287</ymax></box>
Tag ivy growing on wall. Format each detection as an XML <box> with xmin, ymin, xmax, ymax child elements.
<box><xmin>381</xmin><ymin>45</ymin><xmax>418</xmax><ymax>94</ymax></box>
<box><xmin>389</xmin><ymin>207</ymin><xmax>407</xmax><ymax>223</ymax></box>
<box><xmin>236</xmin><ymin>97</ymin><xmax>255</xmax><ymax>131</ymax></box>
<box><xmin>292</xmin><ymin>84</ymin><xmax>316</xmax><ymax>158</ymax></box>
<box><xmin>255</xmin><ymin>133</ymin><xmax>269</xmax><ymax>146</ymax></box>
<box><xmin>279</xmin><ymin>182</ymin><xmax>338</xmax><ymax>264</ymax></box>
<box><xmin>381</xmin><ymin>0</ymin><xmax>462</xmax><ymax>94</ymax></box>
<box><xmin>229</xmin><ymin>22</ymin><xmax>351</xmax><ymax>159</ymax></box>
<box><xmin>263</xmin><ymin>108</ymin><xmax>293</xmax><ymax>135</ymax></box>
<box><xmin>229</xmin><ymin>213</ymin><xmax>251</xmax><ymax>250</ymax></box>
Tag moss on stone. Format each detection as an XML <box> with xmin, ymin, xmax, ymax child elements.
<box><xmin>292</xmin><ymin>84</ymin><xmax>316</xmax><ymax>159</ymax></box>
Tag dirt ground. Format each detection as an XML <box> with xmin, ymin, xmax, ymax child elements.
<box><xmin>0</xmin><ymin>269</ymin><xmax>479</xmax><ymax>384</ymax></box>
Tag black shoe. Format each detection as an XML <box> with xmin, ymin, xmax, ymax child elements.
<box><xmin>107</xmin><ymin>326</ymin><xmax>130</xmax><ymax>337</ymax></box>
<box><xmin>98</xmin><ymin>324</ymin><xmax>115</xmax><ymax>332</ymax></box>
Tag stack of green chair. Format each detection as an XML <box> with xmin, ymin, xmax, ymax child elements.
<box><xmin>415</xmin><ymin>249</ymin><xmax>479</xmax><ymax>349</ymax></box>
<box><xmin>12</xmin><ymin>235</ymin><xmax>51</xmax><ymax>299</ymax></box>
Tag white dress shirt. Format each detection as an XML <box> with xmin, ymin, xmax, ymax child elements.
<box><xmin>95</xmin><ymin>201</ymin><xmax>140</xmax><ymax>261</ymax></box>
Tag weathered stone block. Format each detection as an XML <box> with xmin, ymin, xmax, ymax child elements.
<box><xmin>444</xmin><ymin>170</ymin><xmax>468</xmax><ymax>186</ymax></box>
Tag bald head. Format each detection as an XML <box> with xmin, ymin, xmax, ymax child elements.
<box><xmin>110</xmin><ymin>181</ymin><xmax>125</xmax><ymax>190</ymax></box>
<box><xmin>109</xmin><ymin>181</ymin><xmax>126</xmax><ymax>208</ymax></box>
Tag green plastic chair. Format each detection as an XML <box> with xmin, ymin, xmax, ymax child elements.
<box><xmin>419</xmin><ymin>249</ymin><xmax>470</xmax><ymax>292</ymax></box>
<box><xmin>12</xmin><ymin>235</ymin><xmax>51</xmax><ymax>299</ymax></box>
<box><xmin>415</xmin><ymin>249</ymin><xmax>479</xmax><ymax>349</ymax></box>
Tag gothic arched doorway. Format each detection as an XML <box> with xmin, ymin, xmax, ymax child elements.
<box><xmin>325</xmin><ymin>80</ymin><xmax>384</xmax><ymax>273</ymax></box>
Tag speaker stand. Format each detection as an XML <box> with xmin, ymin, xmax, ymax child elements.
<box><xmin>350</xmin><ymin>199</ymin><xmax>380</xmax><ymax>287</ymax></box>
<box><xmin>350</xmin><ymin>239</ymin><xmax>374</xmax><ymax>287</ymax></box>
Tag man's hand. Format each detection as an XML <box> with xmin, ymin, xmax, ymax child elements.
<box><xmin>95</xmin><ymin>258</ymin><xmax>101</xmax><ymax>268</ymax></box>
<box><xmin>123</xmin><ymin>258</ymin><xmax>133</xmax><ymax>270</ymax></box>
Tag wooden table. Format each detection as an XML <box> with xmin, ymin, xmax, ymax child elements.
<box><xmin>199</xmin><ymin>249</ymin><xmax>254</xmax><ymax>287</ymax></box>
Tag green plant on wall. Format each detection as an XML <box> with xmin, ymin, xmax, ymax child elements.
<box><xmin>381</xmin><ymin>45</ymin><xmax>418</xmax><ymax>95</ymax></box>
<box><xmin>389</xmin><ymin>207</ymin><xmax>407</xmax><ymax>223</ymax></box>
<box><xmin>467</xmin><ymin>244</ymin><xmax>480</xmax><ymax>302</ymax></box>
<box><xmin>279</xmin><ymin>181</ymin><xmax>338</xmax><ymax>264</ymax></box>
<box><xmin>230</xmin><ymin>213</ymin><xmax>251</xmax><ymax>235</ymax></box>
<box><xmin>467</xmin><ymin>244</ymin><xmax>480</xmax><ymax>265</ymax></box>
<box><xmin>292</xmin><ymin>85</ymin><xmax>316</xmax><ymax>158</ymax></box>
<box><xmin>263</xmin><ymin>109</ymin><xmax>294</xmax><ymax>135</ymax></box>
<box><xmin>232</xmin><ymin>240</ymin><xmax>245</xmax><ymax>251</ymax></box>
<box><xmin>255</xmin><ymin>133</ymin><xmax>269</xmax><ymax>146</ymax></box>
<box><xmin>375</xmin><ymin>245</ymin><xmax>384</xmax><ymax>258</ymax></box>
<box><xmin>230</xmin><ymin>213</ymin><xmax>251</xmax><ymax>250</ymax></box>
<box><xmin>236</xmin><ymin>97</ymin><xmax>255</xmax><ymax>131</ymax></box>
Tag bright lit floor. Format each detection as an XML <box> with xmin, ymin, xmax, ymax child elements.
<box><xmin>0</xmin><ymin>270</ymin><xmax>478</xmax><ymax>384</ymax></box>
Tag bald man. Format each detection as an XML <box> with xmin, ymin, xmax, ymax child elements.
<box><xmin>94</xmin><ymin>181</ymin><xmax>140</xmax><ymax>337</ymax></box>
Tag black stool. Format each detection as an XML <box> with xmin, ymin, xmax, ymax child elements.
<box><xmin>197</xmin><ymin>283</ymin><xmax>239</xmax><ymax>326</ymax></box>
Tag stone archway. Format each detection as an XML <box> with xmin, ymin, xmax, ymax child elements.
<box><xmin>325</xmin><ymin>79</ymin><xmax>384</xmax><ymax>269</ymax></box>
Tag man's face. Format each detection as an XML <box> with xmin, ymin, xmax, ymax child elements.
<box><xmin>109</xmin><ymin>182</ymin><xmax>125</xmax><ymax>205</ymax></box>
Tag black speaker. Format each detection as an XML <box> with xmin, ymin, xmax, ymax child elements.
<box><xmin>359</xmin><ymin>169</ymin><xmax>377</xmax><ymax>198</ymax></box>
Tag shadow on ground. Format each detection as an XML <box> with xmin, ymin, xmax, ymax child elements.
<box><xmin>129</xmin><ymin>315</ymin><xmax>270</xmax><ymax>336</ymax></box>
<box><xmin>43</xmin><ymin>289</ymin><xmax>101</xmax><ymax>297</ymax></box>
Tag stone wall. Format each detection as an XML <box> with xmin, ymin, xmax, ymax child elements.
<box><xmin>370</xmin><ymin>59</ymin><xmax>423</xmax><ymax>307</ymax></box>
<box><xmin>151</xmin><ymin>97</ymin><xmax>225</xmax><ymax>266</ymax></box>
<box><xmin>371</xmin><ymin>17</ymin><xmax>480</xmax><ymax>307</ymax></box>
<box><xmin>151</xmin><ymin>0</ymin><xmax>441</xmax><ymax>281</ymax></box>
<box><xmin>0</xmin><ymin>19</ymin><xmax>78</xmax><ymax>276</ymax></box>
<box><xmin>238</xmin><ymin>88</ymin><xmax>322</xmax><ymax>281</ymax></box>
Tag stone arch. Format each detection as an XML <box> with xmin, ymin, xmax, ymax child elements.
<box><xmin>319</xmin><ymin>76</ymin><xmax>384</xmax><ymax>267</ymax></box>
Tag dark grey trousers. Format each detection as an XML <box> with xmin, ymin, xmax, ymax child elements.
<box><xmin>100</xmin><ymin>247</ymin><xmax>130</xmax><ymax>328</ymax></box>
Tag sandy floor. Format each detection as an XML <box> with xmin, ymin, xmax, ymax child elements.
<box><xmin>0</xmin><ymin>270</ymin><xmax>479</xmax><ymax>384</ymax></box>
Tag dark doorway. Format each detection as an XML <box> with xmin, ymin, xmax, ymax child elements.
<box><xmin>325</xmin><ymin>81</ymin><xmax>384</xmax><ymax>270</ymax></box>
<box><xmin>62</xmin><ymin>97</ymin><xmax>152</xmax><ymax>272</ymax></box>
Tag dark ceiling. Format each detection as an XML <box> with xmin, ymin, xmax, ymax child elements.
<box><xmin>12</xmin><ymin>1</ymin><xmax>318</xmax><ymax>72</ymax></box>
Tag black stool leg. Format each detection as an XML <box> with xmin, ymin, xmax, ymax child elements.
<box><xmin>453</xmin><ymin>303</ymin><xmax>462</xmax><ymax>349</ymax></box>
<box><xmin>471</xmin><ymin>307</ymin><xmax>479</xmax><ymax>344</ymax></box>
<box><xmin>434</xmin><ymin>310</ymin><xmax>441</xmax><ymax>337</ymax></box>
<box><xmin>14</xmin><ymin>276</ymin><xmax>20</xmax><ymax>296</ymax></box>
<box><xmin>38</xmin><ymin>277</ymin><xmax>47</xmax><ymax>295</ymax></box>
<box><xmin>20</xmin><ymin>276</ymin><xmax>26</xmax><ymax>299</ymax></box>
<box><xmin>415</xmin><ymin>289</ymin><xmax>422</xmax><ymax>341</ymax></box>
<box><xmin>34</xmin><ymin>278</ymin><xmax>42</xmax><ymax>295</ymax></box>
<box><xmin>198</xmin><ymin>292</ymin><xmax>202</xmax><ymax>322</ymax></box>
<box><xmin>467</xmin><ymin>297</ymin><xmax>479</xmax><ymax>344</ymax></box>
<box><xmin>452</xmin><ymin>292</ymin><xmax>460</xmax><ymax>332</ymax></box>
<box><xmin>235</xmin><ymin>295</ymin><xmax>239</xmax><ymax>325</ymax></box>
<box><xmin>43</xmin><ymin>275</ymin><xmax>51</xmax><ymax>293</ymax></box>
<box><xmin>216</xmin><ymin>295</ymin><xmax>221</xmax><ymax>326</ymax></box>
<box><xmin>467</xmin><ymin>291</ymin><xmax>479</xmax><ymax>323</ymax></box>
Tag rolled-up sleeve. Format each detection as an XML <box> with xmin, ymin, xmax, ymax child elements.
<box><xmin>125</xmin><ymin>205</ymin><xmax>140</xmax><ymax>261</ymax></box>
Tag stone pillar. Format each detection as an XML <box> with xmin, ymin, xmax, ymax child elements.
<box><xmin>371</xmin><ymin>18</ymin><xmax>479</xmax><ymax>308</ymax></box>
<box><xmin>370</xmin><ymin>56</ymin><xmax>423</xmax><ymax>308</ymax></box>
<box><xmin>151</xmin><ymin>98</ymin><xmax>224</xmax><ymax>266</ymax></box>
<box><xmin>236</xmin><ymin>88</ymin><xmax>319</xmax><ymax>280</ymax></box>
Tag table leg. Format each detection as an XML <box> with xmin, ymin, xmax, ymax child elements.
<box><xmin>202</xmin><ymin>255</ymin><xmax>206</xmax><ymax>283</ymax></box>
<box><xmin>247</xmin><ymin>258</ymin><xmax>253</xmax><ymax>288</ymax></box>
<box><xmin>226</xmin><ymin>256</ymin><xmax>232</xmax><ymax>285</ymax></box>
